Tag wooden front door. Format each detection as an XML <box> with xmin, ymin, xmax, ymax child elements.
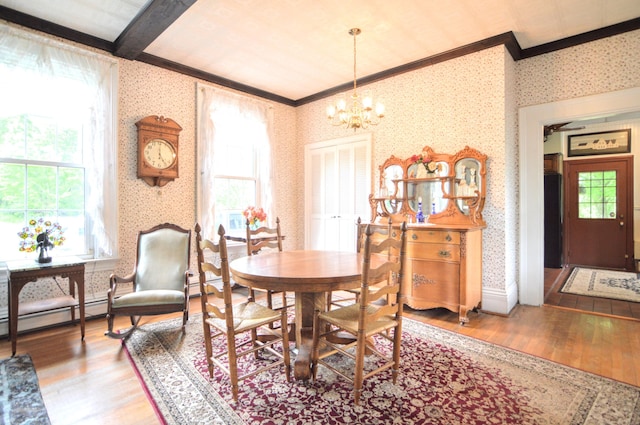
<box><xmin>564</xmin><ymin>156</ymin><xmax>634</xmax><ymax>270</ymax></box>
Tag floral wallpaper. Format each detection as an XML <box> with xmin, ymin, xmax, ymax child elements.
<box><xmin>297</xmin><ymin>45</ymin><xmax>516</xmax><ymax>298</ymax></box>
<box><xmin>517</xmin><ymin>30</ymin><xmax>640</xmax><ymax>108</ymax></box>
<box><xmin>1</xmin><ymin>22</ymin><xmax>639</xmax><ymax>326</ymax></box>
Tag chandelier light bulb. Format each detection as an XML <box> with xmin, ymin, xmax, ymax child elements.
<box><xmin>337</xmin><ymin>96</ymin><xmax>347</xmax><ymax>112</ymax></box>
<box><xmin>326</xmin><ymin>104</ymin><xmax>336</xmax><ymax>119</ymax></box>
<box><xmin>362</xmin><ymin>90</ymin><xmax>373</xmax><ymax>109</ymax></box>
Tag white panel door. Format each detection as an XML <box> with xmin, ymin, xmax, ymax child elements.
<box><xmin>305</xmin><ymin>134</ymin><xmax>372</xmax><ymax>251</ymax></box>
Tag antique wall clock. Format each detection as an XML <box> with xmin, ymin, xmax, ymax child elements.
<box><xmin>135</xmin><ymin>115</ymin><xmax>182</xmax><ymax>187</ymax></box>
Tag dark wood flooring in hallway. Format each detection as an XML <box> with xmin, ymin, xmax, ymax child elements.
<box><xmin>544</xmin><ymin>266</ymin><xmax>640</xmax><ymax>321</ymax></box>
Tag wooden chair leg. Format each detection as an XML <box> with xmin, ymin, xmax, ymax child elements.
<box><xmin>106</xmin><ymin>313</ymin><xmax>114</xmax><ymax>336</ymax></box>
<box><xmin>250</xmin><ymin>328</ymin><xmax>259</xmax><ymax>359</ymax></box>
<box><xmin>267</xmin><ymin>291</ymin><xmax>274</xmax><ymax>310</ymax></box>
<box><xmin>311</xmin><ymin>310</ymin><xmax>321</xmax><ymax>381</ymax></box>
<box><xmin>280</xmin><ymin>306</ymin><xmax>291</xmax><ymax>382</ymax></box>
<box><xmin>392</xmin><ymin>325</ymin><xmax>401</xmax><ymax>384</ymax></box>
<box><xmin>228</xmin><ymin>341</ymin><xmax>240</xmax><ymax>402</ymax></box>
<box><xmin>353</xmin><ymin>333</ymin><xmax>367</xmax><ymax>405</ymax></box>
<box><xmin>202</xmin><ymin>325</ymin><xmax>214</xmax><ymax>378</ymax></box>
<box><xmin>104</xmin><ymin>315</ymin><xmax>141</xmax><ymax>340</ymax></box>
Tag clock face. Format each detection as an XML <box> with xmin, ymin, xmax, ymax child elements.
<box><xmin>143</xmin><ymin>138</ymin><xmax>176</xmax><ymax>170</ymax></box>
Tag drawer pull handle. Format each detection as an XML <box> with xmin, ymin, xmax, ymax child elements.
<box><xmin>438</xmin><ymin>250</ymin><xmax>451</xmax><ymax>258</ymax></box>
<box><xmin>445</xmin><ymin>234</ymin><xmax>452</xmax><ymax>242</ymax></box>
<box><xmin>412</xmin><ymin>234</ymin><xmax>418</xmax><ymax>240</ymax></box>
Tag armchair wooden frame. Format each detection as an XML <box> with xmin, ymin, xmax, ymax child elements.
<box><xmin>105</xmin><ymin>223</ymin><xmax>191</xmax><ymax>340</ymax></box>
<box><xmin>312</xmin><ymin>222</ymin><xmax>408</xmax><ymax>405</ymax></box>
<box><xmin>195</xmin><ymin>223</ymin><xmax>291</xmax><ymax>402</ymax></box>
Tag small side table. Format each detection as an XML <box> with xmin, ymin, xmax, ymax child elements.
<box><xmin>5</xmin><ymin>256</ymin><xmax>85</xmax><ymax>356</ymax></box>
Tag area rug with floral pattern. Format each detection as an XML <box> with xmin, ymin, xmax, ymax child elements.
<box><xmin>561</xmin><ymin>267</ymin><xmax>640</xmax><ymax>303</ymax></box>
<box><xmin>0</xmin><ymin>354</ymin><xmax>51</xmax><ymax>425</ymax></box>
<box><xmin>124</xmin><ymin>314</ymin><xmax>640</xmax><ymax>425</ymax></box>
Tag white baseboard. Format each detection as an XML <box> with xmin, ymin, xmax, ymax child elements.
<box><xmin>481</xmin><ymin>284</ymin><xmax>519</xmax><ymax>315</ymax></box>
<box><xmin>0</xmin><ymin>299</ymin><xmax>109</xmax><ymax>338</ymax></box>
<box><xmin>0</xmin><ymin>278</ymin><xmax>208</xmax><ymax>339</ymax></box>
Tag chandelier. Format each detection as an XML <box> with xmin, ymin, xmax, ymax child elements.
<box><xmin>326</xmin><ymin>28</ymin><xmax>385</xmax><ymax>130</ymax></box>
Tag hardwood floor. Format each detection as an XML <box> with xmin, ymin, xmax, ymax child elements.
<box><xmin>544</xmin><ymin>266</ymin><xmax>640</xmax><ymax>320</ymax></box>
<box><xmin>1</xmin><ymin>287</ymin><xmax>639</xmax><ymax>424</ymax></box>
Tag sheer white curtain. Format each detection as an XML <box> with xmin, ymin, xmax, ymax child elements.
<box><xmin>197</xmin><ymin>83</ymin><xmax>275</xmax><ymax>239</ymax></box>
<box><xmin>0</xmin><ymin>23</ymin><xmax>118</xmax><ymax>258</ymax></box>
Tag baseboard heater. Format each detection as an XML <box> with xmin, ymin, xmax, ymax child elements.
<box><xmin>0</xmin><ymin>280</ymin><xmax>208</xmax><ymax>338</ymax></box>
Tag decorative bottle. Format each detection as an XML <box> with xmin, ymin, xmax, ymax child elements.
<box><xmin>416</xmin><ymin>200</ymin><xmax>425</xmax><ymax>223</ymax></box>
<box><xmin>431</xmin><ymin>202</ymin><xmax>436</xmax><ymax>215</ymax></box>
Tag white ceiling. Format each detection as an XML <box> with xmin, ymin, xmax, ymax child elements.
<box><xmin>1</xmin><ymin>0</ymin><xmax>639</xmax><ymax>101</ymax></box>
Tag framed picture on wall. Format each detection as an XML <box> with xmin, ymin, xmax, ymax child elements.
<box><xmin>567</xmin><ymin>129</ymin><xmax>631</xmax><ymax>157</ymax></box>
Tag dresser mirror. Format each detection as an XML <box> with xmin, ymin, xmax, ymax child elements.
<box><xmin>369</xmin><ymin>146</ymin><xmax>487</xmax><ymax>225</ymax></box>
<box><xmin>453</xmin><ymin>157</ymin><xmax>483</xmax><ymax>215</ymax></box>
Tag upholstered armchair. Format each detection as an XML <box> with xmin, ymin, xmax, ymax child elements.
<box><xmin>105</xmin><ymin>223</ymin><xmax>191</xmax><ymax>339</ymax></box>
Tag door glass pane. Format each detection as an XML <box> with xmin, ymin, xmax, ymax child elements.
<box><xmin>577</xmin><ymin>170</ymin><xmax>616</xmax><ymax>219</ymax></box>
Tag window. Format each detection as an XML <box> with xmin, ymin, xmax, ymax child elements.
<box><xmin>0</xmin><ymin>24</ymin><xmax>117</xmax><ymax>261</ymax></box>
<box><xmin>577</xmin><ymin>170</ymin><xmax>617</xmax><ymax>219</ymax></box>
<box><xmin>0</xmin><ymin>114</ymin><xmax>86</xmax><ymax>257</ymax></box>
<box><xmin>197</xmin><ymin>84</ymin><xmax>273</xmax><ymax>238</ymax></box>
<box><xmin>213</xmin><ymin>136</ymin><xmax>259</xmax><ymax>232</ymax></box>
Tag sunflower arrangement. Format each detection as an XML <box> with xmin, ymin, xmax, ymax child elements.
<box><xmin>17</xmin><ymin>218</ymin><xmax>65</xmax><ymax>252</ymax></box>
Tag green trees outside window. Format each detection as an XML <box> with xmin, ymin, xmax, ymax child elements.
<box><xmin>577</xmin><ymin>170</ymin><xmax>617</xmax><ymax>219</ymax></box>
<box><xmin>0</xmin><ymin>114</ymin><xmax>86</xmax><ymax>259</ymax></box>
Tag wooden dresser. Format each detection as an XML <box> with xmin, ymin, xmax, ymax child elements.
<box><xmin>366</xmin><ymin>146</ymin><xmax>487</xmax><ymax>324</ymax></box>
<box><xmin>402</xmin><ymin>225</ymin><xmax>482</xmax><ymax>323</ymax></box>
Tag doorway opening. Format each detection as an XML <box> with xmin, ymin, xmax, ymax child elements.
<box><xmin>519</xmin><ymin>87</ymin><xmax>640</xmax><ymax>307</ymax></box>
<box><xmin>542</xmin><ymin>129</ymin><xmax>636</xmax><ymax>320</ymax></box>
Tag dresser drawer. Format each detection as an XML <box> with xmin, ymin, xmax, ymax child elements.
<box><xmin>404</xmin><ymin>228</ymin><xmax>460</xmax><ymax>244</ymax></box>
<box><xmin>404</xmin><ymin>259</ymin><xmax>460</xmax><ymax>305</ymax></box>
<box><xmin>406</xmin><ymin>242</ymin><xmax>460</xmax><ymax>262</ymax></box>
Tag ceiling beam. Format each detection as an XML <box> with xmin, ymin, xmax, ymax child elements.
<box><xmin>113</xmin><ymin>0</ymin><xmax>197</xmax><ymax>60</ymax></box>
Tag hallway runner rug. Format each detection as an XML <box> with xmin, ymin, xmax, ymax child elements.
<box><xmin>124</xmin><ymin>314</ymin><xmax>640</xmax><ymax>425</ymax></box>
<box><xmin>561</xmin><ymin>267</ymin><xmax>640</xmax><ymax>303</ymax></box>
<box><xmin>0</xmin><ymin>354</ymin><xmax>51</xmax><ymax>425</ymax></box>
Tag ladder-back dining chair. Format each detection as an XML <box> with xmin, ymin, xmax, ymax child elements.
<box><xmin>195</xmin><ymin>223</ymin><xmax>291</xmax><ymax>402</ymax></box>
<box><xmin>245</xmin><ymin>217</ymin><xmax>292</xmax><ymax>313</ymax></box>
<box><xmin>312</xmin><ymin>221</ymin><xmax>407</xmax><ymax>405</ymax></box>
<box><xmin>326</xmin><ymin>217</ymin><xmax>394</xmax><ymax>310</ymax></box>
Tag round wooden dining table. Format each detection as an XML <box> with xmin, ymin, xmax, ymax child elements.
<box><xmin>229</xmin><ymin>250</ymin><xmax>364</xmax><ymax>380</ymax></box>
